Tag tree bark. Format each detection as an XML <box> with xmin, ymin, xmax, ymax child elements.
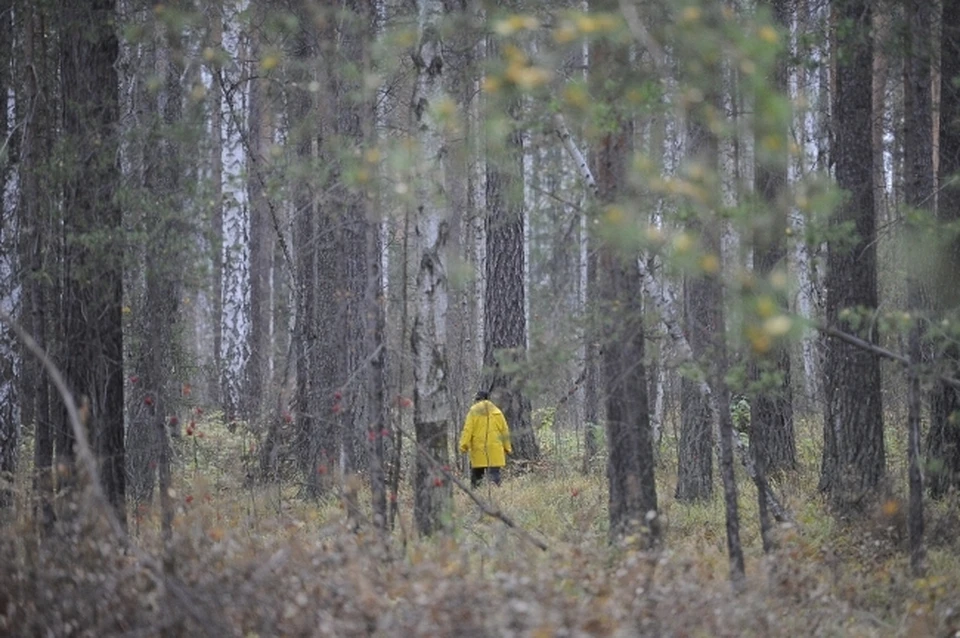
<box><xmin>819</xmin><ymin>0</ymin><xmax>885</xmax><ymax>509</ymax></box>
<box><xmin>675</xmin><ymin>70</ymin><xmax>721</xmax><ymax>505</ymax></box>
<box><xmin>483</xmin><ymin>52</ymin><xmax>538</xmax><ymax>463</ymax></box>
<box><xmin>412</xmin><ymin>0</ymin><xmax>452</xmax><ymax>537</ymax></box>
<box><xmin>902</xmin><ymin>0</ymin><xmax>935</xmax><ymax>575</ymax></box>
<box><xmin>0</xmin><ymin>0</ymin><xmax>16</xmax><ymax>512</ymax></box>
<box><xmin>928</xmin><ymin>0</ymin><xmax>960</xmax><ymax>498</ymax></box>
<box><xmin>751</xmin><ymin>0</ymin><xmax>796</xmax><ymax>481</ymax></box>
<box><xmin>590</xmin><ymin>15</ymin><xmax>658</xmax><ymax>546</ymax></box>
<box><xmin>60</xmin><ymin>0</ymin><xmax>126</xmax><ymax>524</ymax></box>
<box><xmin>19</xmin><ymin>0</ymin><xmax>56</xmax><ymax>530</ymax></box>
<box><xmin>244</xmin><ymin>15</ymin><xmax>273</xmax><ymax>425</ymax></box>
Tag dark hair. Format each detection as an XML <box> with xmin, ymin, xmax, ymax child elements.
<box><xmin>474</xmin><ymin>390</ymin><xmax>490</xmax><ymax>401</ymax></box>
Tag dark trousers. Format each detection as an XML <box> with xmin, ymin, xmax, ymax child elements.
<box><xmin>470</xmin><ymin>466</ymin><xmax>502</xmax><ymax>488</ymax></box>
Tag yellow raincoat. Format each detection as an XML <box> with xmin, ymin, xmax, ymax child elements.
<box><xmin>458</xmin><ymin>400</ymin><xmax>512</xmax><ymax>468</ymax></box>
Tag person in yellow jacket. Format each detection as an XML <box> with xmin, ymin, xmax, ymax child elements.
<box><xmin>458</xmin><ymin>390</ymin><xmax>512</xmax><ymax>488</ymax></box>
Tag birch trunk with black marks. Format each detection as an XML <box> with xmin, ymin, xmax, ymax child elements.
<box><xmin>412</xmin><ymin>0</ymin><xmax>452</xmax><ymax>537</ymax></box>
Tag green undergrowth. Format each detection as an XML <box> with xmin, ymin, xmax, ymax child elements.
<box><xmin>2</xmin><ymin>413</ymin><xmax>960</xmax><ymax>636</ymax></box>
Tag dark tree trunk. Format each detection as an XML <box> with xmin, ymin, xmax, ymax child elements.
<box><xmin>902</xmin><ymin>0</ymin><xmax>935</xmax><ymax>575</ymax></box>
<box><xmin>484</xmin><ymin>85</ymin><xmax>538</xmax><ymax>463</ymax></box>
<box><xmin>339</xmin><ymin>1</ymin><xmax>374</xmax><ymax>474</ymax></box>
<box><xmin>751</xmin><ymin>0</ymin><xmax>796</xmax><ymax>482</ymax></box>
<box><xmin>820</xmin><ymin>0</ymin><xmax>885</xmax><ymax>508</ymax></box>
<box><xmin>60</xmin><ymin>0</ymin><xmax>126</xmax><ymax>524</ymax></box>
<box><xmin>19</xmin><ymin>1</ymin><xmax>55</xmax><ymax>529</ymax></box>
<box><xmin>675</xmin><ymin>98</ymin><xmax>721</xmax><ymax>504</ymax></box>
<box><xmin>928</xmin><ymin>0</ymin><xmax>960</xmax><ymax>498</ymax></box>
<box><xmin>591</xmin><ymin>20</ymin><xmax>658</xmax><ymax>546</ymax></box>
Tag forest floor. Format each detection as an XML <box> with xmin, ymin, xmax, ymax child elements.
<box><xmin>2</xmin><ymin>414</ymin><xmax>960</xmax><ymax>636</ymax></box>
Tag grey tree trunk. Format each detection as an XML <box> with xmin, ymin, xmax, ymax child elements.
<box><xmin>928</xmin><ymin>0</ymin><xmax>960</xmax><ymax>498</ymax></box>
<box><xmin>751</xmin><ymin>0</ymin><xmax>796</xmax><ymax>482</ymax></box>
<box><xmin>339</xmin><ymin>1</ymin><xmax>374</xmax><ymax>474</ymax></box>
<box><xmin>412</xmin><ymin>0</ymin><xmax>452</xmax><ymax>537</ymax></box>
<box><xmin>0</xmin><ymin>0</ymin><xmax>16</xmax><ymax>512</ymax></box>
<box><xmin>207</xmin><ymin>10</ymin><xmax>225</xmax><ymax>408</ymax></box>
<box><xmin>60</xmin><ymin>0</ymin><xmax>126</xmax><ymax>524</ymax></box>
<box><xmin>819</xmin><ymin>0</ymin><xmax>885</xmax><ymax>508</ymax></box>
<box><xmin>244</xmin><ymin>17</ymin><xmax>273</xmax><ymax>425</ymax></box>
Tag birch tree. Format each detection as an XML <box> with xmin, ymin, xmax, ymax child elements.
<box><xmin>412</xmin><ymin>0</ymin><xmax>452</xmax><ymax>536</ymax></box>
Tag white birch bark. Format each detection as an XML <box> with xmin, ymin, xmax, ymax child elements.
<box><xmin>218</xmin><ymin>0</ymin><xmax>250</xmax><ymax>414</ymax></box>
<box><xmin>412</xmin><ymin>0</ymin><xmax>451</xmax><ymax>535</ymax></box>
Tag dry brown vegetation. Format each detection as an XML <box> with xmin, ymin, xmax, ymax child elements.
<box><xmin>2</xmin><ymin>415</ymin><xmax>960</xmax><ymax>637</ymax></box>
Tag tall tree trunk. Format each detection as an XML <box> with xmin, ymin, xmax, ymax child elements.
<box><xmin>675</xmin><ymin>74</ymin><xmax>722</xmax><ymax>505</ymax></box>
<box><xmin>130</xmin><ymin>11</ymin><xmax>185</xmax><ymax>542</ymax></box>
<box><xmin>338</xmin><ymin>1</ymin><xmax>375</xmax><ymax>474</ymax></box>
<box><xmin>60</xmin><ymin>0</ymin><xmax>126</xmax><ymax>524</ymax></box>
<box><xmin>751</xmin><ymin>0</ymin><xmax>796</xmax><ymax>481</ymax></box>
<box><xmin>590</xmin><ymin>11</ymin><xmax>658</xmax><ymax>546</ymax></box>
<box><xmin>902</xmin><ymin>0</ymin><xmax>935</xmax><ymax>576</ymax></box>
<box><xmin>483</xmin><ymin>95</ymin><xmax>538</xmax><ymax>463</ymax></box>
<box><xmin>928</xmin><ymin>0</ymin><xmax>960</xmax><ymax>498</ymax></box>
<box><xmin>819</xmin><ymin>0</ymin><xmax>885</xmax><ymax>508</ymax></box>
<box><xmin>19</xmin><ymin>0</ymin><xmax>55</xmax><ymax>530</ymax></box>
<box><xmin>244</xmin><ymin>19</ymin><xmax>273</xmax><ymax>425</ymax></box>
<box><xmin>0</xmin><ymin>0</ymin><xmax>16</xmax><ymax>512</ymax></box>
<box><xmin>208</xmin><ymin>8</ymin><xmax>225</xmax><ymax>408</ymax></box>
<box><xmin>412</xmin><ymin>0</ymin><xmax>452</xmax><ymax>537</ymax></box>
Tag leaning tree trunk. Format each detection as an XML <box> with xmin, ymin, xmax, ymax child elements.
<box><xmin>819</xmin><ymin>0</ymin><xmax>885</xmax><ymax>508</ymax></box>
<box><xmin>60</xmin><ymin>0</ymin><xmax>126</xmax><ymax>524</ymax></box>
<box><xmin>412</xmin><ymin>0</ymin><xmax>452</xmax><ymax>537</ymax></box>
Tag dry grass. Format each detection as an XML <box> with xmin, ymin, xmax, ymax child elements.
<box><xmin>1</xmin><ymin>414</ymin><xmax>960</xmax><ymax>636</ymax></box>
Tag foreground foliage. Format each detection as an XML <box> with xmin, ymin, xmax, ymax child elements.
<box><xmin>2</xmin><ymin>417</ymin><xmax>959</xmax><ymax>636</ymax></box>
